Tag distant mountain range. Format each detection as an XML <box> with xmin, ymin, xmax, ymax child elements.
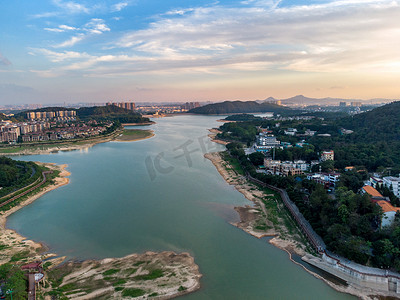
<box><xmin>258</xmin><ymin>95</ymin><xmax>397</xmax><ymax>106</ymax></box>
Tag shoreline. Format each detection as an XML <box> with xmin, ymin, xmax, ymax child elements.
<box><xmin>207</xmin><ymin>129</ymin><xmax>229</xmax><ymax>145</ymax></box>
<box><xmin>121</xmin><ymin>121</ymin><xmax>155</xmax><ymax>126</ymax></box>
<box><xmin>0</xmin><ymin>162</ymin><xmax>70</xmax><ymax>265</ymax></box>
<box><xmin>204</xmin><ymin>152</ymin><xmax>305</xmax><ymax>256</ymax></box>
<box><xmin>0</xmin><ymin>162</ymin><xmax>201</xmax><ymax>299</ymax></box>
<box><xmin>204</xmin><ymin>151</ymin><xmax>384</xmax><ymax>300</ymax></box>
<box><xmin>113</xmin><ymin>129</ymin><xmax>155</xmax><ymax>142</ymax></box>
<box><xmin>0</xmin><ymin>126</ymin><xmax>155</xmax><ymax>156</ymax></box>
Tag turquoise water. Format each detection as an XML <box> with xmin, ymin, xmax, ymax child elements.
<box><xmin>8</xmin><ymin>115</ymin><xmax>354</xmax><ymax>299</ymax></box>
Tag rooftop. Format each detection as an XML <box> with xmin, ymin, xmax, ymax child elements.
<box><xmin>376</xmin><ymin>200</ymin><xmax>400</xmax><ymax>213</ymax></box>
<box><xmin>362</xmin><ymin>185</ymin><xmax>384</xmax><ymax>198</ymax></box>
<box><xmin>383</xmin><ymin>176</ymin><xmax>400</xmax><ymax>182</ymax></box>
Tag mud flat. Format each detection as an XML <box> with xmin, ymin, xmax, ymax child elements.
<box><xmin>45</xmin><ymin>251</ymin><xmax>201</xmax><ymax>299</ymax></box>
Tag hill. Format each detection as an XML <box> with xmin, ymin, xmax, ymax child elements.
<box><xmin>189</xmin><ymin>101</ymin><xmax>296</xmax><ymax>115</ymax></box>
<box><xmin>13</xmin><ymin>106</ymin><xmax>150</xmax><ymax>124</ymax></box>
<box><xmin>339</xmin><ymin>101</ymin><xmax>400</xmax><ymax>142</ymax></box>
<box><xmin>76</xmin><ymin>106</ymin><xmax>150</xmax><ymax>124</ymax></box>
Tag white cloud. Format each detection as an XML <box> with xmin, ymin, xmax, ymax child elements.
<box><xmin>45</xmin><ymin>24</ymin><xmax>77</xmax><ymax>32</ymax></box>
<box><xmin>50</xmin><ymin>19</ymin><xmax>110</xmax><ymax>48</ymax></box>
<box><xmin>112</xmin><ymin>2</ymin><xmax>128</xmax><ymax>12</ymax></box>
<box><xmin>45</xmin><ymin>28</ymin><xmax>64</xmax><ymax>33</ymax></box>
<box><xmin>33</xmin><ymin>48</ymin><xmax>90</xmax><ymax>62</ymax></box>
<box><xmin>52</xmin><ymin>0</ymin><xmax>89</xmax><ymax>14</ymax></box>
<box><xmin>31</xmin><ymin>11</ymin><xmax>60</xmax><ymax>19</ymax></box>
<box><xmin>111</xmin><ymin>0</ymin><xmax>400</xmax><ymax>73</ymax></box>
<box><xmin>60</xmin><ymin>25</ymin><xmax>77</xmax><ymax>31</ymax></box>
<box><xmin>84</xmin><ymin>18</ymin><xmax>110</xmax><ymax>34</ymax></box>
<box><xmin>53</xmin><ymin>34</ymin><xmax>85</xmax><ymax>48</ymax></box>
<box><xmin>165</xmin><ymin>8</ymin><xmax>195</xmax><ymax>15</ymax></box>
<box><xmin>35</xmin><ymin>0</ymin><xmax>400</xmax><ymax>77</ymax></box>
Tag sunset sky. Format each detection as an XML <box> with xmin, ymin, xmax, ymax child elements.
<box><xmin>0</xmin><ymin>0</ymin><xmax>399</xmax><ymax>104</ymax></box>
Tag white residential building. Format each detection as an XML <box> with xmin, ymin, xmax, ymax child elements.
<box><xmin>383</xmin><ymin>176</ymin><xmax>400</xmax><ymax>198</ymax></box>
<box><xmin>256</xmin><ymin>134</ymin><xmax>280</xmax><ymax>152</ymax></box>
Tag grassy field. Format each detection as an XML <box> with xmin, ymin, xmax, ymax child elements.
<box><xmin>115</xmin><ymin>129</ymin><xmax>154</xmax><ymax>141</ymax></box>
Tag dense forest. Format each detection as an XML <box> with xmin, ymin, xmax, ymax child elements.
<box><xmin>0</xmin><ymin>157</ymin><xmax>41</xmax><ymax>198</ymax></box>
<box><xmin>217</xmin><ymin>102</ymin><xmax>400</xmax><ymax>174</ymax></box>
<box><xmin>76</xmin><ymin>106</ymin><xmax>150</xmax><ymax>124</ymax></box>
<box><xmin>189</xmin><ymin>101</ymin><xmax>300</xmax><ymax>115</ymax></box>
<box><xmin>219</xmin><ymin>102</ymin><xmax>400</xmax><ymax>271</ymax></box>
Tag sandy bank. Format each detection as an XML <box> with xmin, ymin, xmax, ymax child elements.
<box><xmin>204</xmin><ymin>152</ymin><xmax>305</xmax><ymax>256</ymax></box>
<box><xmin>0</xmin><ymin>163</ymin><xmax>70</xmax><ymax>265</ymax></box>
<box><xmin>217</xmin><ymin>119</ymin><xmax>237</xmax><ymax>123</ymax></box>
<box><xmin>122</xmin><ymin>121</ymin><xmax>155</xmax><ymax>126</ymax></box>
<box><xmin>207</xmin><ymin>129</ymin><xmax>229</xmax><ymax>146</ymax></box>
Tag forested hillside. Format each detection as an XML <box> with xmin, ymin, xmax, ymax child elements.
<box><xmin>14</xmin><ymin>105</ymin><xmax>150</xmax><ymax>124</ymax></box>
<box><xmin>189</xmin><ymin>101</ymin><xmax>298</xmax><ymax>115</ymax></box>
<box><xmin>0</xmin><ymin>157</ymin><xmax>41</xmax><ymax>198</ymax></box>
<box><xmin>339</xmin><ymin>101</ymin><xmax>400</xmax><ymax>142</ymax></box>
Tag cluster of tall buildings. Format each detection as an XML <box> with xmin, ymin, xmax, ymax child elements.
<box><xmin>0</xmin><ymin>120</ymin><xmax>50</xmax><ymax>142</ymax></box>
<box><xmin>180</xmin><ymin>102</ymin><xmax>200</xmax><ymax>111</ymax></box>
<box><xmin>26</xmin><ymin>110</ymin><xmax>76</xmax><ymax>120</ymax></box>
<box><xmin>106</xmin><ymin>102</ymin><xmax>136</xmax><ymax>111</ymax></box>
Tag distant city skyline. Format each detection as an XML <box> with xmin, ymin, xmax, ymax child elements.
<box><xmin>1</xmin><ymin>0</ymin><xmax>400</xmax><ymax>104</ymax></box>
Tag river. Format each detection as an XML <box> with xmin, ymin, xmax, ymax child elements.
<box><xmin>8</xmin><ymin>115</ymin><xmax>355</xmax><ymax>299</ymax></box>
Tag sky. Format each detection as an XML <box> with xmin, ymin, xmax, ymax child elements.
<box><xmin>0</xmin><ymin>0</ymin><xmax>399</xmax><ymax>104</ymax></box>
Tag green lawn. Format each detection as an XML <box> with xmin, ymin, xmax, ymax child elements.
<box><xmin>115</xmin><ymin>129</ymin><xmax>153</xmax><ymax>141</ymax></box>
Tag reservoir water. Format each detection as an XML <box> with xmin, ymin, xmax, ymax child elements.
<box><xmin>8</xmin><ymin>115</ymin><xmax>355</xmax><ymax>299</ymax></box>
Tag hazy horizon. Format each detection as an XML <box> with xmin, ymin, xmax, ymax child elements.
<box><xmin>1</xmin><ymin>0</ymin><xmax>399</xmax><ymax>104</ymax></box>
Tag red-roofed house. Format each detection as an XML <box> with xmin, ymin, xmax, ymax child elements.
<box><xmin>376</xmin><ymin>200</ymin><xmax>400</xmax><ymax>227</ymax></box>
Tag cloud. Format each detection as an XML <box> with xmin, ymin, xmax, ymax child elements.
<box><xmin>31</xmin><ymin>11</ymin><xmax>60</xmax><ymax>19</ymax></box>
<box><xmin>0</xmin><ymin>52</ymin><xmax>12</xmax><ymax>66</ymax></box>
<box><xmin>52</xmin><ymin>0</ymin><xmax>89</xmax><ymax>14</ymax></box>
<box><xmin>45</xmin><ymin>24</ymin><xmax>77</xmax><ymax>32</ymax></box>
<box><xmin>35</xmin><ymin>0</ymin><xmax>400</xmax><ymax>78</ymax></box>
<box><xmin>53</xmin><ymin>34</ymin><xmax>85</xmax><ymax>48</ymax></box>
<box><xmin>112</xmin><ymin>2</ymin><xmax>128</xmax><ymax>12</ymax></box>
<box><xmin>111</xmin><ymin>0</ymin><xmax>400</xmax><ymax>73</ymax></box>
<box><xmin>50</xmin><ymin>19</ymin><xmax>110</xmax><ymax>48</ymax></box>
<box><xmin>165</xmin><ymin>8</ymin><xmax>195</xmax><ymax>15</ymax></box>
<box><xmin>84</xmin><ymin>18</ymin><xmax>110</xmax><ymax>34</ymax></box>
<box><xmin>33</xmin><ymin>48</ymin><xmax>91</xmax><ymax>62</ymax></box>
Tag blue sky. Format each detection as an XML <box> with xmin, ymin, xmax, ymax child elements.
<box><xmin>0</xmin><ymin>0</ymin><xmax>399</xmax><ymax>104</ymax></box>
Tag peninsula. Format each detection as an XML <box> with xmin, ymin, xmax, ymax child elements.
<box><xmin>0</xmin><ymin>105</ymin><xmax>155</xmax><ymax>156</ymax></box>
